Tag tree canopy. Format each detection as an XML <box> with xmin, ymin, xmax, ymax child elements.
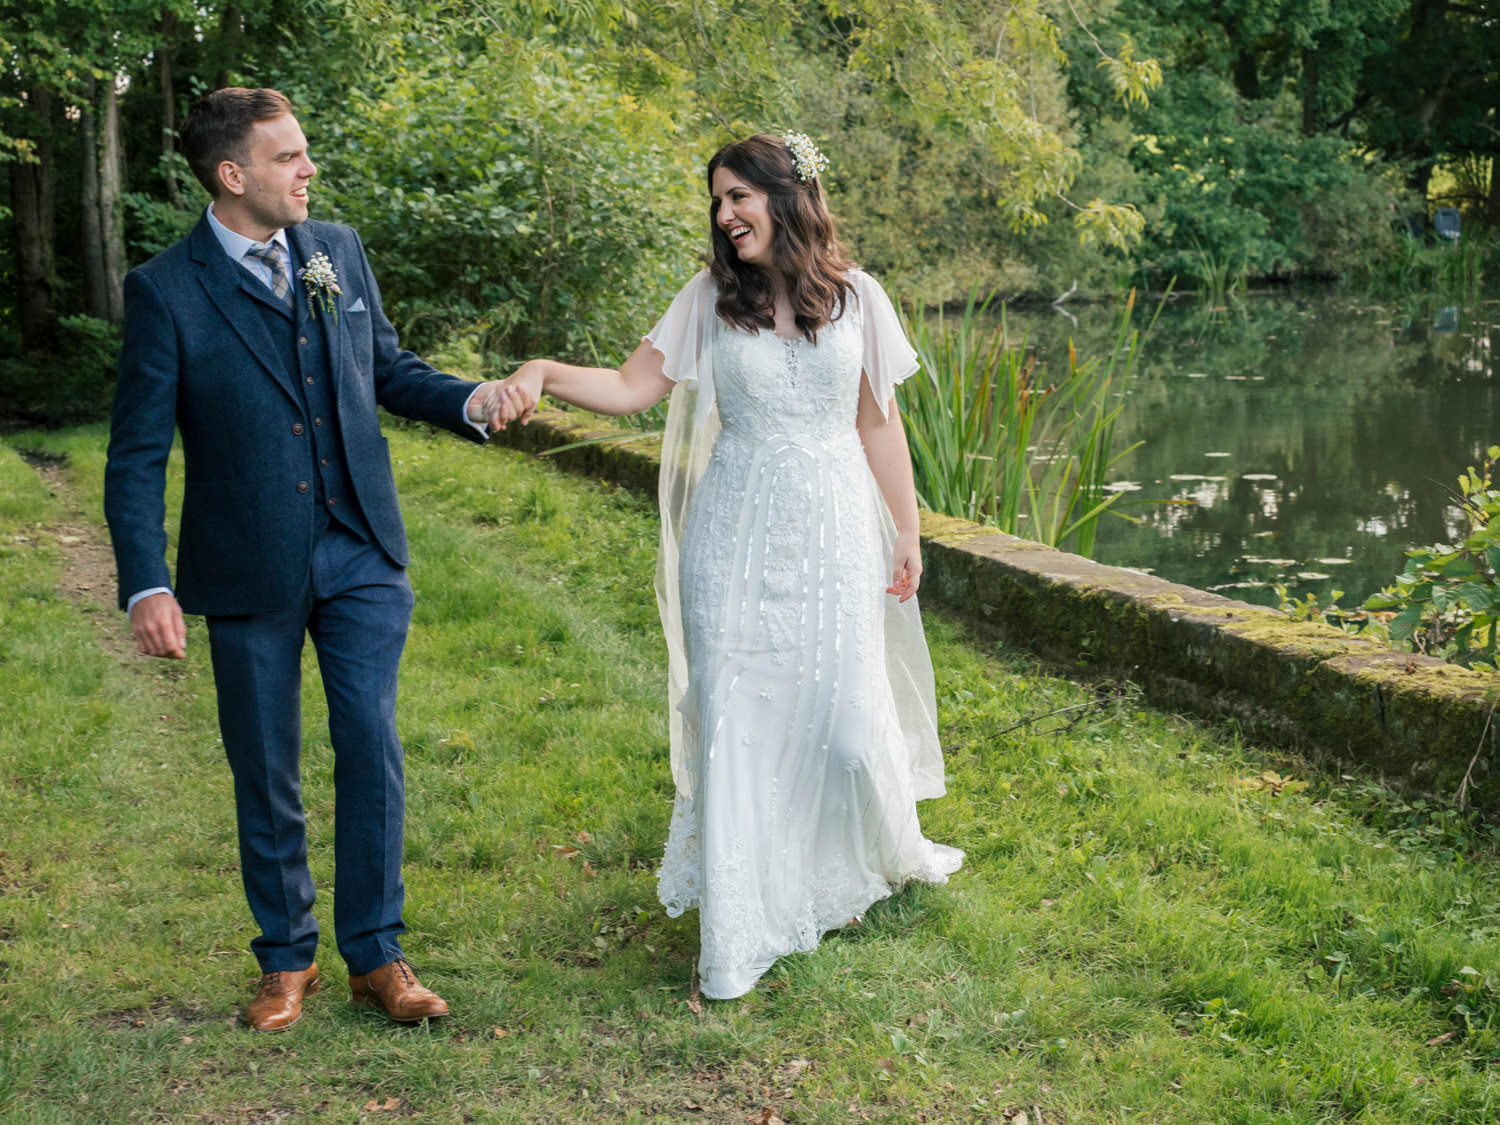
<box><xmin>1</xmin><ymin>0</ymin><xmax>1496</xmax><ymax>421</ymax></box>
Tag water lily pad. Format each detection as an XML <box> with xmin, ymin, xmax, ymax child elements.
<box><xmin>1204</xmin><ymin>451</ymin><xmax>1232</xmax><ymax>458</ymax></box>
<box><xmin>1295</xmin><ymin>571</ymin><xmax>1332</xmax><ymax>581</ymax></box>
<box><xmin>1240</xmin><ymin>473</ymin><xmax>1279</xmax><ymax>481</ymax></box>
<box><xmin>1103</xmin><ymin>481</ymin><xmax>1143</xmax><ymax>492</ymax></box>
<box><xmin>1314</xmin><ymin>557</ymin><xmax>1352</xmax><ymax>566</ymax></box>
<box><xmin>1243</xmin><ymin>557</ymin><xmax>1297</xmax><ymax>566</ymax></box>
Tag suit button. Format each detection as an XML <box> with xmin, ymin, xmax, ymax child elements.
<box><xmin>292</xmin><ymin>423</ymin><xmax>304</xmax><ymax>435</ymax></box>
<box><xmin>296</xmin><ymin>481</ymin><xmax>310</xmax><ymax>493</ymax></box>
<box><xmin>320</xmin><ymin>458</ymin><xmax>329</xmax><ymax>467</ymax></box>
<box><xmin>305</xmin><ymin>376</ymin><xmax>314</xmax><ymax>385</ymax></box>
<box><xmin>314</xmin><ymin>417</ymin><xmax>323</xmax><ymax>426</ymax></box>
<box><xmin>327</xmin><ymin>498</ymin><xmax>338</xmax><ymax>507</ymax></box>
<box><xmin>299</xmin><ymin>336</ymin><xmax>309</xmax><ymax>346</ymax></box>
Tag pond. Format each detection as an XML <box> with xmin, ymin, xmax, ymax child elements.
<box><xmin>1001</xmin><ymin>290</ymin><xmax>1500</xmax><ymax>608</ymax></box>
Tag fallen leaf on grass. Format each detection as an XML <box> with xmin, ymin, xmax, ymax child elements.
<box><xmin>781</xmin><ymin>1058</ymin><xmax>810</xmax><ymax>1085</ymax></box>
<box><xmin>1235</xmin><ymin>770</ymin><xmax>1308</xmax><ymax>796</ymax></box>
<box><xmin>1427</xmin><ymin>1031</ymin><xmax>1458</xmax><ymax>1047</ymax></box>
<box><xmin>363</xmin><ymin>1096</ymin><xmax>403</xmax><ymax>1111</ymax></box>
<box><xmin>491</xmin><ymin>1027</ymin><xmax>509</xmax><ymax>1038</ymax></box>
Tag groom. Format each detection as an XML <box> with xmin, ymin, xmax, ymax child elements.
<box><xmin>105</xmin><ymin>87</ymin><xmax>512</xmax><ymax>1031</ymax></box>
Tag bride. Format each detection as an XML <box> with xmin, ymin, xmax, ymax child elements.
<box><xmin>494</xmin><ymin>132</ymin><xmax>963</xmax><ymax>999</ymax></box>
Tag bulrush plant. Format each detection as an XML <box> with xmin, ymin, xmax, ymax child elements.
<box><xmin>897</xmin><ymin>287</ymin><xmax>1150</xmax><ymax>555</ymax></box>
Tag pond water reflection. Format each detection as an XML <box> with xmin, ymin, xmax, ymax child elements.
<box><xmin>999</xmin><ymin>291</ymin><xmax>1500</xmax><ymax>607</ymax></box>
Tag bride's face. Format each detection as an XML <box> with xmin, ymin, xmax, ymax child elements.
<box><xmin>711</xmin><ymin>166</ymin><xmax>775</xmax><ymax>269</ymax></box>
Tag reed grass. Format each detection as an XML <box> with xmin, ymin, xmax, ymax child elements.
<box><xmin>897</xmin><ymin>288</ymin><xmax>1151</xmax><ymax>555</ymax></box>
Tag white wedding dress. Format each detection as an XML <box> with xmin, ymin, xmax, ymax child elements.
<box><xmin>647</xmin><ymin>269</ymin><xmax>963</xmax><ymax>1000</ymax></box>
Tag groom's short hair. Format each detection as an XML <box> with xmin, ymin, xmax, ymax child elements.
<box><xmin>181</xmin><ymin>87</ymin><xmax>295</xmax><ymax>197</ymax></box>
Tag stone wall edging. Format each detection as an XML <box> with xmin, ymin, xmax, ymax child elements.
<box><xmin>497</xmin><ymin>410</ymin><xmax>1500</xmax><ymax>811</ymax></box>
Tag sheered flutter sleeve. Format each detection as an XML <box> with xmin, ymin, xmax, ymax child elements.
<box><xmin>854</xmin><ymin>269</ymin><xmax>920</xmax><ymax>420</ymax></box>
<box><xmin>647</xmin><ymin>270</ymin><xmax>722</xmax><ymax>799</ymax></box>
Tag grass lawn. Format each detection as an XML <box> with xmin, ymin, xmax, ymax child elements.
<box><xmin>1</xmin><ymin>421</ymin><xmax>1498</xmax><ymax>1124</ymax></box>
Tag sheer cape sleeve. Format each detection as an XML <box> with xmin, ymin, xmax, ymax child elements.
<box><xmin>646</xmin><ymin>271</ymin><xmax>721</xmax><ymax>798</ymax></box>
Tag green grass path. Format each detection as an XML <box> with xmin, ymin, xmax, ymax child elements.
<box><xmin>1</xmin><ymin>423</ymin><xmax>1498</xmax><ymax>1124</ymax></box>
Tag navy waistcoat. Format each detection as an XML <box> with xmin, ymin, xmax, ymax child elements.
<box><xmin>245</xmin><ymin>247</ymin><xmax>372</xmax><ymax>542</ymax></box>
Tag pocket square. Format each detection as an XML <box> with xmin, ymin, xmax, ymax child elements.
<box><xmin>348</xmin><ymin>297</ymin><xmax>368</xmax><ymax>314</ymax></box>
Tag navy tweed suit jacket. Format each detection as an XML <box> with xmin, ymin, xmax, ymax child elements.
<box><xmin>105</xmin><ymin>214</ymin><xmax>484</xmax><ymax>617</ymax></box>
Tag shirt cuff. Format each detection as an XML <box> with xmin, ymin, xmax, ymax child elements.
<box><xmin>461</xmin><ymin>384</ymin><xmax>490</xmax><ymax>439</ymax></box>
<box><xmin>126</xmin><ymin>587</ymin><xmax>173</xmax><ymax>614</ymax></box>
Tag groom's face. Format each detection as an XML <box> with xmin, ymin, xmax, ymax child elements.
<box><xmin>229</xmin><ymin>113</ymin><xmax>317</xmax><ymax>233</ymax></box>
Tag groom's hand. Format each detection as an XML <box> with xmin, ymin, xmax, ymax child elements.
<box><xmin>467</xmin><ymin>380</ymin><xmax>518</xmax><ymax>433</ymax></box>
<box><xmin>130</xmin><ymin>592</ymin><xmax>187</xmax><ymax>659</ymax></box>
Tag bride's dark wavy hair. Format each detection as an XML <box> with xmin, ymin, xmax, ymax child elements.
<box><xmin>707</xmin><ymin>135</ymin><xmax>854</xmax><ymax>343</ymax></box>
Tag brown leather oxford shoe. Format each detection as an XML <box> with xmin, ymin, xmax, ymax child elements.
<box><xmin>246</xmin><ymin>964</ymin><xmax>321</xmax><ymax>1032</ymax></box>
<box><xmin>349</xmin><ymin>959</ymin><xmax>449</xmax><ymax>1022</ymax></box>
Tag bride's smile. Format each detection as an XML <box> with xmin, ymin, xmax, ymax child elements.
<box><xmin>711</xmin><ymin>167</ymin><xmax>774</xmax><ymax>267</ymax></box>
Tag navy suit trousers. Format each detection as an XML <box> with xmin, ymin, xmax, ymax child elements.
<box><xmin>206</xmin><ymin>518</ymin><xmax>413</xmax><ymax>975</ymax></box>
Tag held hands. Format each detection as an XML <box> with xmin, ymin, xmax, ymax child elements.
<box><xmin>887</xmin><ymin>531</ymin><xmax>922</xmax><ymax>603</ymax></box>
<box><xmin>130</xmin><ymin>591</ymin><xmax>187</xmax><ymax>659</ymax></box>
<box><xmin>467</xmin><ymin>361</ymin><xmax>547</xmax><ymax>432</ymax></box>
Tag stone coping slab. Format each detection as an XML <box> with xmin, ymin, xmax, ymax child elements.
<box><xmin>498</xmin><ymin>409</ymin><xmax>1500</xmax><ymax>812</ymax></box>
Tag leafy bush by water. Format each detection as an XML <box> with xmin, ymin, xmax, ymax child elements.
<box><xmin>1363</xmin><ymin>447</ymin><xmax>1500</xmax><ymax>670</ymax></box>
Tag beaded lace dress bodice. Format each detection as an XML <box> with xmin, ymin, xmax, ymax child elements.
<box><xmin>655</xmin><ymin>298</ymin><xmax>962</xmax><ymax>1000</ymax></box>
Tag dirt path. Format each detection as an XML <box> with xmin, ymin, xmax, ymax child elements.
<box><xmin>19</xmin><ymin>450</ymin><xmax>138</xmax><ymax>660</ymax></box>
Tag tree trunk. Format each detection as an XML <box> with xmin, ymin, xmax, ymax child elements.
<box><xmin>1487</xmin><ymin>96</ymin><xmax>1500</xmax><ymax>226</ymax></box>
<box><xmin>100</xmin><ymin>76</ymin><xmax>127</xmax><ymax>323</ymax></box>
<box><xmin>1232</xmin><ymin>49</ymin><xmax>1260</xmax><ymax>101</ymax></box>
<box><xmin>159</xmin><ymin>12</ymin><xmax>181</xmax><ymax>206</ymax></box>
<box><xmin>80</xmin><ymin>78</ymin><xmax>108</xmax><ymax>321</ymax></box>
<box><xmin>11</xmin><ymin>85</ymin><xmax>56</xmax><ymax>352</ymax></box>
<box><xmin>214</xmin><ymin>5</ymin><xmax>244</xmax><ymax>89</ymax></box>
<box><xmin>1301</xmin><ymin>47</ymin><xmax>1320</xmax><ymax>135</ymax></box>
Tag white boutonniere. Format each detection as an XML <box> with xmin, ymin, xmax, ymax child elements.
<box><xmin>297</xmin><ymin>252</ymin><xmax>342</xmax><ymax>324</ymax></box>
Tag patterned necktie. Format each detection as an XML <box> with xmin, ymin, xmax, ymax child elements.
<box><xmin>244</xmin><ymin>242</ymin><xmax>293</xmax><ymax>309</ymax></box>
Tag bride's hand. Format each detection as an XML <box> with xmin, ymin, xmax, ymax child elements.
<box><xmin>471</xmin><ymin>360</ymin><xmax>547</xmax><ymax>431</ymax></box>
<box><xmin>886</xmin><ymin>531</ymin><xmax>923</xmax><ymax>602</ymax></box>
<box><xmin>502</xmin><ymin>360</ymin><xmax>547</xmax><ymax>427</ymax></box>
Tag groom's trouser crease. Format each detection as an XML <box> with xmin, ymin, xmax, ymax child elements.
<box><xmin>207</xmin><ymin>520</ymin><xmax>412</xmax><ymax>976</ymax></box>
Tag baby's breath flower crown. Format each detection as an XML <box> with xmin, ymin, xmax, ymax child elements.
<box><xmin>782</xmin><ymin>131</ymin><xmax>829</xmax><ymax>183</ymax></box>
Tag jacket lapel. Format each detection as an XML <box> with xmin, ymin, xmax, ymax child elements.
<box><xmin>288</xmin><ymin>224</ymin><xmax>348</xmax><ymax>395</ymax></box>
<box><xmin>191</xmin><ymin>217</ymin><xmax>298</xmax><ymax>403</ymax></box>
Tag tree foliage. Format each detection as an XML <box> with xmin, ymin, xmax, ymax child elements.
<box><xmin>1</xmin><ymin>0</ymin><xmax>1497</xmax><ymax>423</ymax></box>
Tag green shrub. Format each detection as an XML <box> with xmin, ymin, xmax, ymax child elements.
<box><xmin>302</xmin><ymin>38</ymin><xmax>700</xmax><ymax>367</ymax></box>
<box><xmin>0</xmin><ymin>315</ymin><xmax>120</xmax><ymax>426</ymax></box>
<box><xmin>1363</xmin><ymin>447</ymin><xmax>1500</xmax><ymax>670</ymax></box>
